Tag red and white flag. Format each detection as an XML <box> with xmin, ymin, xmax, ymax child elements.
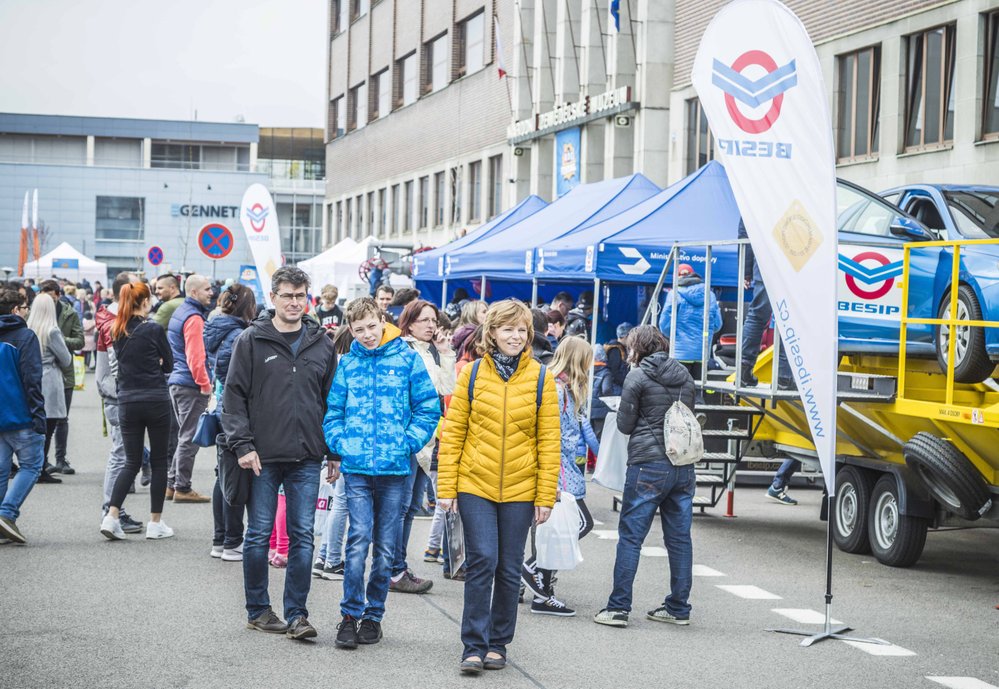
<box><xmin>494</xmin><ymin>15</ymin><xmax>507</xmax><ymax>79</ymax></box>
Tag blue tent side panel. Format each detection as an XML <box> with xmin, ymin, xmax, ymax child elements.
<box><xmin>412</xmin><ymin>195</ymin><xmax>548</xmax><ymax>280</ymax></box>
<box><xmin>446</xmin><ymin>173</ymin><xmax>660</xmax><ymax>279</ymax></box>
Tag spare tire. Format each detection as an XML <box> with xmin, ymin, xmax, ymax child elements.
<box><xmin>903</xmin><ymin>432</ymin><xmax>993</xmax><ymax>521</ymax></box>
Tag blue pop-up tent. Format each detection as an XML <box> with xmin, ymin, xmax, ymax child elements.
<box><xmin>535</xmin><ymin>162</ymin><xmax>743</xmax><ymax>285</ymax></box>
<box><xmin>444</xmin><ymin>173</ymin><xmax>660</xmax><ymax>280</ymax></box>
<box><xmin>412</xmin><ymin>195</ymin><xmax>549</xmax><ymax>283</ymax></box>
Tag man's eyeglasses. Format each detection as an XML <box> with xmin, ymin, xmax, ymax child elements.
<box><xmin>275</xmin><ymin>292</ymin><xmax>308</xmax><ymax>303</ymax></box>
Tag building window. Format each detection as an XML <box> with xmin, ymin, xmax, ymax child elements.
<box><xmin>905</xmin><ymin>24</ymin><xmax>956</xmax><ymax>150</ymax></box>
<box><xmin>434</xmin><ymin>171</ymin><xmax>446</xmax><ymax>226</ymax></box>
<box><xmin>348</xmin><ymin>82</ymin><xmax>367</xmax><ymax>130</ymax></box>
<box><xmin>684</xmin><ymin>99</ymin><xmax>714</xmax><ymax>174</ymax></box>
<box><xmin>151</xmin><ymin>143</ymin><xmax>201</xmax><ymax>169</ymax></box>
<box><xmin>391</xmin><ymin>184</ymin><xmax>400</xmax><ymax>236</ymax></box>
<box><xmin>328</xmin><ymin>96</ymin><xmax>346</xmax><ymax>140</ymax></box>
<box><xmin>351</xmin><ymin>0</ymin><xmax>369</xmax><ymax>22</ymax></box>
<box><xmin>373</xmin><ymin>68</ymin><xmax>391</xmax><ymax>120</ymax></box>
<box><xmin>345</xmin><ymin>198</ymin><xmax>353</xmax><ymax>239</ymax></box>
<box><xmin>468</xmin><ymin>160</ymin><xmax>482</xmax><ymax>222</ymax></box>
<box><xmin>95</xmin><ymin>196</ymin><xmax>144</xmax><ymax>241</ymax></box>
<box><xmin>457</xmin><ymin>11</ymin><xmax>485</xmax><ymax>78</ymax></box>
<box><xmin>450</xmin><ymin>167</ymin><xmax>462</xmax><ymax>226</ymax></box>
<box><xmin>331</xmin><ymin>0</ymin><xmax>346</xmax><ymax>35</ymax></box>
<box><xmin>983</xmin><ymin>12</ymin><xmax>999</xmax><ymax>139</ymax></box>
<box><xmin>837</xmin><ymin>46</ymin><xmax>881</xmax><ymax>161</ymax></box>
<box><xmin>335</xmin><ymin>200</ymin><xmax>344</xmax><ymax>241</ymax></box>
<box><xmin>488</xmin><ymin>155</ymin><xmax>503</xmax><ymax>219</ymax></box>
<box><xmin>355</xmin><ymin>195</ymin><xmax>364</xmax><ymax>237</ymax></box>
<box><xmin>367</xmin><ymin>191</ymin><xmax>375</xmax><ymax>234</ymax></box>
<box><xmin>424</xmin><ymin>34</ymin><xmax>449</xmax><ymax>94</ymax></box>
<box><xmin>419</xmin><ymin>176</ymin><xmax>430</xmax><ymax>229</ymax></box>
<box><xmin>395</xmin><ymin>52</ymin><xmax>418</xmax><ymax>108</ymax></box>
<box><xmin>378</xmin><ymin>188</ymin><xmax>387</xmax><ymax>235</ymax></box>
<box><xmin>404</xmin><ymin>180</ymin><xmax>414</xmax><ymax>232</ymax></box>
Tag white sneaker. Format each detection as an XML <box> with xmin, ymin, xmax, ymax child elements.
<box><xmin>221</xmin><ymin>544</ymin><xmax>243</xmax><ymax>561</ymax></box>
<box><xmin>146</xmin><ymin>520</ymin><xmax>175</xmax><ymax>539</ymax></box>
<box><xmin>210</xmin><ymin>544</ymin><xmax>223</xmax><ymax>558</ymax></box>
<box><xmin>100</xmin><ymin>514</ymin><xmax>125</xmax><ymax>541</ymax></box>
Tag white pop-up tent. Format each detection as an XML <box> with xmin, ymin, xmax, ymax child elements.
<box><xmin>299</xmin><ymin>236</ymin><xmax>377</xmax><ymax>299</ymax></box>
<box><xmin>22</xmin><ymin>242</ymin><xmax>109</xmax><ymax>286</ymax></box>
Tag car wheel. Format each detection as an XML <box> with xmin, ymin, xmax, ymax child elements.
<box><xmin>903</xmin><ymin>432</ymin><xmax>993</xmax><ymax>521</ymax></box>
<box><xmin>867</xmin><ymin>474</ymin><xmax>928</xmax><ymax>568</ymax></box>
<box><xmin>833</xmin><ymin>466</ymin><xmax>873</xmax><ymax>554</ymax></box>
<box><xmin>935</xmin><ymin>284</ymin><xmax>995</xmax><ymax>383</ymax></box>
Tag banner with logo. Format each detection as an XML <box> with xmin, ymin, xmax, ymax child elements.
<box><xmin>692</xmin><ymin>0</ymin><xmax>838</xmax><ymax>495</ymax></box>
<box><xmin>239</xmin><ymin>184</ymin><xmax>283</xmax><ymax>307</ymax></box>
<box><xmin>238</xmin><ymin>264</ymin><xmax>266</xmax><ymax>306</ymax></box>
<box><xmin>555</xmin><ymin>127</ymin><xmax>581</xmax><ymax>197</ymax></box>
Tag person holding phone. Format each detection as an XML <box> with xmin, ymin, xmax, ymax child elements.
<box><xmin>436</xmin><ymin>299</ymin><xmax>560</xmax><ymax>675</ymax></box>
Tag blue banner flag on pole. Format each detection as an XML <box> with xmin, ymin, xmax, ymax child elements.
<box><xmin>610</xmin><ymin>0</ymin><xmax>620</xmax><ymax>31</ymax></box>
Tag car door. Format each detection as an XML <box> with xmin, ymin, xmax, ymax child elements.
<box><xmin>836</xmin><ymin>182</ymin><xmax>934</xmax><ymax>355</ymax></box>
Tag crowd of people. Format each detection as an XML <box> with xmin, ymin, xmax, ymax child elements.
<box><xmin>1</xmin><ymin>261</ymin><xmax>782</xmax><ymax>672</ymax></box>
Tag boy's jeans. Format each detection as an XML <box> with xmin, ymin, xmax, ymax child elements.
<box><xmin>0</xmin><ymin>428</ymin><xmax>45</xmax><ymax>521</ymax></box>
<box><xmin>318</xmin><ymin>475</ymin><xmax>348</xmax><ymax>565</ymax></box>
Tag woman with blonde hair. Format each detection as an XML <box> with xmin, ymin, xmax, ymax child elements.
<box><xmin>521</xmin><ymin>336</ymin><xmax>598</xmax><ymax>616</ymax></box>
<box><xmin>437</xmin><ymin>299</ymin><xmax>560</xmax><ymax>674</ymax></box>
<box><xmin>26</xmin><ymin>295</ymin><xmax>72</xmax><ymax>471</ymax></box>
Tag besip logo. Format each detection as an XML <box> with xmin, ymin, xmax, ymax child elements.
<box><xmin>712</xmin><ymin>51</ymin><xmax>798</xmax><ymax>134</ymax></box>
<box><xmin>838</xmin><ymin>251</ymin><xmax>904</xmax><ymax>299</ymax></box>
<box><xmin>245</xmin><ymin>203</ymin><xmax>270</xmax><ymax>233</ymax></box>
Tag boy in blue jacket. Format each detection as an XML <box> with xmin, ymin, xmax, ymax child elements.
<box><xmin>0</xmin><ymin>288</ymin><xmax>46</xmax><ymax>544</ymax></box>
<box><xmin>323</xmin><ymin>297</ymin><xmax>440</xmax><ymax>649</ymax></box>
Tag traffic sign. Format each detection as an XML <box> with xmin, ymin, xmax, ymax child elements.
<box><xmin>147</xmin><ymin>245</ymin><xmax>164</xmax><ymax>266</ymax></box>
<box><xmin>197</xmin><ymin>223</ymin><xmax>234</xmax><ymax>260</ymax></box>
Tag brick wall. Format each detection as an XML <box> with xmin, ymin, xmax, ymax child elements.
<box><xmin>673</xmin><ymin>0</ymin><xmax>957</xmax><ymax>87</ymax></box>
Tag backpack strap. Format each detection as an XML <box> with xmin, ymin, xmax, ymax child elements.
<box><xmin>537</xmin><ymin>364</ymin><xmax>547</xmax><ymax>409</ymax></box>
<box><xmin>467</xmin><ymin>359</ymin><xmax>482</xmax><ymax>406</ymax></box>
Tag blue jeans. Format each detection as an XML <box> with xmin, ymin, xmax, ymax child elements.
<box><xmin>607</xmin><ymin>461</ymin><xmax>695</xmax><ymax>618</ymax></box>
<box><xmin>391</xmin><ymin>456</ymin><xmax>419</xmax><ymax>576</ymax></box>
<box><xmin>341</xmin><ymin>473</ymin><xmax>407</xmax><ymax>622</ymax></box>
<box><xmin>458</xmin><ymin>493</ymin><xmax>534</xmax><ymax>660</ymax></box>
<box><xmin>317</xmin><ymin>475</ymin><xmax>347</xmax><ymax>565</ymax></box>
<box><xmin>0</xmin><ymin>428</ymin><xmax>45</xmax><ymax>521</ymax></box>
<box><xmin>771</xmin><ymin>459</ymin><xmax>801</xmax><ymax>491</ymax></box>
<box><xmin>243</xmin><ymin>460</ymin><xmax>321</xmax><ymax>622</ymax></box>
<box><xmin>740</xmin><ymin>278</ymin><xmax>791</xmax><ymax>381</ymax></box>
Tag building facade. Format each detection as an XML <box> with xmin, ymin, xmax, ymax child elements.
<box><xmin>0</xmin><ymin>113</ymin><xmax>324</xmax><ymax>281</ymax></box>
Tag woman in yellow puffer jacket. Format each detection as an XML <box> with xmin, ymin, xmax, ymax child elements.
<box><xmin>436</xmin><ymin>299</ymin><xmax>560</xmax><ymax>674</ymax></box>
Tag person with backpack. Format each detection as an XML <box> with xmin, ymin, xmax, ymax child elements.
<box><xmin>593</xmin><ymin>325</ymin><xmax>696</xmax><ymax>629</ymax></box>
<box><xmin>0</xmin><ymin>288</ymin><xmax>46</xmax><ymax>544</ymax></box>
<box><xmin>521</xmin><ymin>336</ymin><xmax>597</xmax><ymax>617</ymax></box>
<box><xmin>323</xmin><ymin>297</ymin><xmax>440</xmax><ymax>649</ymax></box>
<box><xmin>390</xmin><ymin>298</ymin><xmax>455</xmax><ymax>594</ymax></box>
<box><xmin>436</xmin><ymin>299</ymin><xmax>560</xmax><ymax>674</ymax></box>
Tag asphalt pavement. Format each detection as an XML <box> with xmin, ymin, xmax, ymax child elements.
<box><xmin>3</xmin><ymin>378</ymin><xmax>998</xmax><ymax>689</ymax></box>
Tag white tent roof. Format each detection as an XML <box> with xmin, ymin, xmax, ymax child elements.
<box><xmin>299</xmin><ymin>236</ymin><xmax>375</xmax><ymax>297</ymax></box>
<box><xmin>22</xmin><ymin>242</ymin><xmax>108</xmax><ymax>287</ymax></box>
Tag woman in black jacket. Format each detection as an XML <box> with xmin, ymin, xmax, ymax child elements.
<box><xmin>101</xmin><ymin>282</ymin><xmax>175</xmax><ymax>541</ymax></box>
<box><xmin>594</xmin><ymin>325</ymin><xmax>696</xmax><ymax>628</ymax></box>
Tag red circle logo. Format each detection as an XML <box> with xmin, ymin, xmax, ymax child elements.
<box><xmin>724</xmin><ymin>51</ymin><xmax>785</xmax><ymax>134</ymax></box>
<box><xmin>845</xmin><ymin>251</ymin><xmax>894</xmax><ymax>300</ymax></box>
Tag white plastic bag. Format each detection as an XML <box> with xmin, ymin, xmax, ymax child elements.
<box><xmin>313</xmin><ymin>471</ymin><xmax>335</xmax><ymax>536</ymax></box>
<box><xmin>593</xmin><ymin>412</ymin><xmax>629</xmax><ymax>492</ymax></box>
<box><xmin>663</xmin><ymin>401</ymin><xmax>704</xmax><ymax>466</ymax></box>
<box><xmin>535</xmin><ymin>492</ymin><xmax>583</xmax><ymax>571</ymax></box>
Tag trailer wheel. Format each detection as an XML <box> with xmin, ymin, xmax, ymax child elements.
<box><xmin>833</xmin><ymin>466</ymin><xmax>873</xmax><ymax>554</ymax></box>
<box><xmin>867</xmin><ymin>475</ymin><xmax>928</xmax><ymax>568</ymax></box>
<box><xmin>935</xmin><ymin>285</ymin><xmax>995</xmax><ymax>384</ymax></box>
<box><xmin>903</xmin><ymin>432</ymin><xmax>993</xmax><ymax>521</ymax></box>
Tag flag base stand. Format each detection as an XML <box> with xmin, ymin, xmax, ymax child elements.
<box><xmin>767</xmin><ymin>496</ymin><xmax>891</xmax><ymax>648</ymax></box>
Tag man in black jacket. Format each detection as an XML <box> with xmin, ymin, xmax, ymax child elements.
<box><xmin>0</xmin><ymin>288</ymin><xmax>46</xmax><ymax>544</ymax></box>
<box><xmin>222</xmin><ymin>267</ymin><xmax>337</xmax><ymax>641</ymax></box>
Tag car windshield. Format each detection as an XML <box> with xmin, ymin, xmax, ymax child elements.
<box><xmin>942</xmin><ymin>190</ymin><xmax>999</xmax><ymax>238</ymax></box>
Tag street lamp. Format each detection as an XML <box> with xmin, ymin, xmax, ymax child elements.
<box><xmin>2</xmin><ymin>266</ymin><xmax>13</xmax><ymax>281</ymax></box>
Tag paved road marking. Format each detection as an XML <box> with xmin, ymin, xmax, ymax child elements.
<box><xmin>593</xmin><ymin>519</ymin><xmax>605</xmax><ymax>526</ymax></box>
<box><xmin>692</xmin><ymin>564</ymin><xmax>726</xmax><ymax>577</ymax></box>
<box><xmin>716</xmin><ymin>585</ymin><xmax>782</xmax><ymax>600</ymax></box>
<box><xmin>640</xmin><ymin>546</ymin><xmax>668</xmax><ymax>557</ymax></box>
<box><xmin>770</xmin><ymin>608</ymin><xmax>842</xmax><ymax>624</ymax></box>
<box><xmin>591</xmin><ymin>530</ymin><xmax>619</xmax><ymax>540</ymax></box>
<box><xmin>842</xmin><ymin>640</ymin><xmax>916</xmax><ymax>656</ymax></box>
<box><xmin>926</xmin><ymin>678</ymin><xmax>999</xmax><ymax>689</ymax></box>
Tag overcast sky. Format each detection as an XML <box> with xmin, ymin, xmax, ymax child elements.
<box><xmin>0</xmin><ymin>0</ymin><xmax>326</xmax><ymax>127</ymax></box>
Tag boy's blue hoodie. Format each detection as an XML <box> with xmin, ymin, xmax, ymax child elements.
<box><xmin>0</xmin><ymin>314</ymin><xmax>45</xmax><ymax>435</ymax></box>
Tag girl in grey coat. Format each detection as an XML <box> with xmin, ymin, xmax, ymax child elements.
<box><xmin>28</xmin><ymin>296</ymin><xmax>72</xmax><ymax>453</ymax></box>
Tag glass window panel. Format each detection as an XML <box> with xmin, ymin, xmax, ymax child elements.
<box><xmin>465</xmin><ymin>13</ymin><xmax>485</xmax><ymax>75</ymax></box>
<box><xmin>986</xmin><ymin>16</ymin><xmax>999</xmax><ymax>134</ymax></box>
<box><xmin>403</xmin><ymin>54</ymin><xmax>418</xmax><ymax>105</ymax></box>
<box><xmin>906</xmin><ymin>36</ymin><xmax>924</xmax><ymax>148</ymax></box>
<box><xmin>432</xmin><ymin>35</ymin><xmax>449</xmax><ymax>91</ymax></box>
<box><xmin>855</xmin><ymin>51</ymin><xmax>869</xmax><ymax>157</ymax></box>
<box><xmin>95</xmin><ymin>196</ymin><xmax>144</xmax><ymax>241</ymax></box>
<box><xmin>378</xmin><ymin>70</ymin><xmax>391</xmax><ymax>118</ymax></box>
<box><xmin>356</xmin><ymin>83</ymin><xmax>367</xmax><ymax>128</ymax></box>
<box><xmin>923</xmin><ymin>29</ymin><xmax>943</xmax><ymax>145</ymax></box>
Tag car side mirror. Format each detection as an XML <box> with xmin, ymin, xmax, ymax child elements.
<box><xmin>889</xmin><ymin>216</ymin><xmax>935</xmax><ymax>241</ymax></box>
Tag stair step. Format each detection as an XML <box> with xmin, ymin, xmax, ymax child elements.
<box><xmin>702</xmin><ymin>452</ymin><xmax>738</xmax><ymax>462</ymax></box>
<box><xmin>694</xmin><ymin>404</ymin><xmax>760</xmax><ymax>415</ymax></box>
<box><xmin>695</xmin><ymin>474</ymin><xmax>725</xmax><ymax>485</ymax></box>
<box><xmin>701</xmin><ymin>428</ymin><xmax>751</xmax><ymax>439</ymax></box>
<box><xmin>692</xmin><ymin>495</ymin><xmax>714</xmax><ymax>506</ymax></box>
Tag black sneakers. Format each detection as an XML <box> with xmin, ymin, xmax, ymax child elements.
<box><xmin>286</xmin><ymin>616</ymin><xmax>318</xmax><ymax>640</ymax></box>
<box><xmin>246</xmin><ymin>609</ymin><xmax>289</xmax><ymax>634</ymax></box>
<box><xmin>119</xmin><ymin>511</ymin><xmax>144</xmax><ymax>534</ymax></box>
<box><xmin>335</xmin><ymin>615</ymin><xmax>359</xmax><ymax>649</ymax></box>
<box><xmin>521</xmin><ymin>563</ymin><xmax>547</xmax><ymax>599</ymax></box>
<box><xmin>530</xmin><ymin>595</ymin><xmax>576</xmax><ymax>616</ymax></box>
<box><xmin>357</xmin><ymin>618</ymin><xmax>382</xmax><ymax>645</ymax></box>
<box><xmin>322</xmin><ymin>562</ymin><xmax>345</xmax><ymax>581</ymax></box>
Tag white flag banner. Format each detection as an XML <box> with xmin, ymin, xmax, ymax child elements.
<box><xmin>31</xmin><ymin>188</ymin><xmax>38</xmax><ymax>230</ymax></box>
<box><xmin>692</xmin><ymin>0</ymin><xmax>838</xmax><ymax>495</ymax></box>
<box><xmin>239</xmin><ymin>183</ymin><xmax>283</xmax><ymax>308</ymax></box>
<box><xmin>21</xmin><ymin>190</ymin><xmax>29</xmax><ymax>230</ymax></box>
